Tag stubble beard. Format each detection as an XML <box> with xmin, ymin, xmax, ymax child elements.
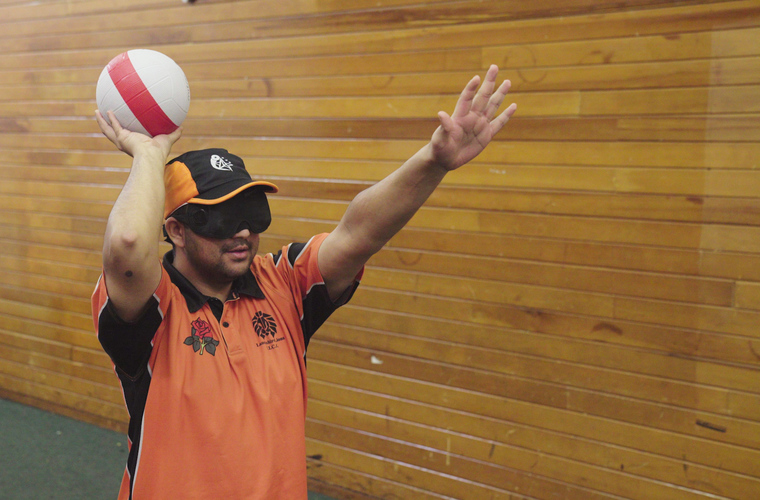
<box><xmin>185</xmin><ymin>234</ymin><xmax>257</xmax><ymax>285</ymax></box>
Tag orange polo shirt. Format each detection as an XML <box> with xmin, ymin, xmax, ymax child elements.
<box><xmin>92</xmin><ymin>233</ymin><xmax>361</xmax><ymax>499</ymax></box>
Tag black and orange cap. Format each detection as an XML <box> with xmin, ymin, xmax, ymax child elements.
<box><xmin>164</xmin><ymin>148</ymin><xmax>278</xmax><ymax>219</ymax></box>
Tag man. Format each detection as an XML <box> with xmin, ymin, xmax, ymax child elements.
<box><xmin>92</xmin><ymin>65</ymin><xmax>516</xmax><ymax>499</ymax></box>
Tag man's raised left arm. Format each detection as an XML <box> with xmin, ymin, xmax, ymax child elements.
<box><xmin>318</xmin><ymin>65</ymin><xmax>517</xmax><ymax>301</ymax></box>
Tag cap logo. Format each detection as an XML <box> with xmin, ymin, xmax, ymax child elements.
<box><xmin>210</xmin><ymin>154</ymin><xmax>234</xmax><ymax>172</ymax></box>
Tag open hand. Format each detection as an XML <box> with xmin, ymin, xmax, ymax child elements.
<box><xmin>95</xmin><ymin>110</ymin><xmax>182</xmax><ymax>159</ymax></box>
<box><xmin>430</xmin><ymin>65</ymin><xmax>517</xmax><ymax>171</ymax></box>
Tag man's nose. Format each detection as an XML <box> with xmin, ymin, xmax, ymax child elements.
<box><xmin>234</xmin><ymin>221</ymin><xmax>253</xmax><ymax>238</ymax></box>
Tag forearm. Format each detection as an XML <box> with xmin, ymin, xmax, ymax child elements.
<box><xmin>339</xmin><ymin>142</ymin><xmax>446</xmax><ymax>257</ymax></box>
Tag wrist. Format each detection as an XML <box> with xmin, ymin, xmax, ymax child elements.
<box><xmin>419</xmin><ymin>142</ymin><xmax>451</xmax><ymax>177</ymax></box>
<box><xmin>133</xmin><ymin>145</ymin><xmax>169</xmax><ymax>166</ymax></box>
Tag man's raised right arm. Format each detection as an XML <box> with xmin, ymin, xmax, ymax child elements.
<box><xmin>95</xmin><ymin>110</ymin><xmax>182</xmax><ymax>322</ymax></box>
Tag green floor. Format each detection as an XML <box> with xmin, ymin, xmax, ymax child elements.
<box><xmin>0</xmin><ymin>397</ymin><xmax>336</xmax><ymax>500</ymax></box>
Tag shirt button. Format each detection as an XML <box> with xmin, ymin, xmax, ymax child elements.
<box><xmin>223</xmin><ymin>322</ymin><xmax>229</xmax><ymax>328</ymax></box>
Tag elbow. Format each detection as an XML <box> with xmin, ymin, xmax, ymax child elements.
<box><xmin>103</xmin><ymin>228</ymin><xmax>153</xmax><ymax>272</ymax></box>
<box><xmin>105</xmin><ymin>228</ymin><xmax>140</xmax><ymax>255</ymax></box>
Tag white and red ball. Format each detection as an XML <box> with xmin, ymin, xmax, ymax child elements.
<box><xmin>96</xmin><ymin>49</ymin><xmax>190</xmax><ymax>137</ymax></box>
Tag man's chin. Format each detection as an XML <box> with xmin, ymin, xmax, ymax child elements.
<box><xmin>221</xmin><ymin>252</ymin><xmax>253</xmax><ymax>275</ymax></box>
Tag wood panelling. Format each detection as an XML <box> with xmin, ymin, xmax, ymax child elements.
<box><xmin>1</xmin><ymin>1</ymin><xmax>759</xmax><ymax>499</ymax></box>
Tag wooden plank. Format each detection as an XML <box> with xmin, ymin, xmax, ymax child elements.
<box><xmin>8</xmin><ymin>56</ymin><xmax>760</xmax><ymax>102</ymax></box>
<box><xmin>2</xmin><ymin>111</ymin><xmax>759</xmax><ymax>147</ymax></box>
<box><xmin>3</xmin><ymin>131</ymin><xmax>759</xmax><ymax>172</ymax></box>
<box><xmin>265</xmin><ymin>219</ymin><xmax>760</xmax><ymax>282</ymax></box>
<box><xmin>0</xmin><ymin>297</ymin><xmax>94</xmax><ymax>333</ymax></box>
<box><xmin>0</xmin><ymin>311</ymin><xmax>98</xmax><ymax>351</ymax></box>
<box><xmin>615</xmin><ymin>297</ymin><xmax>760</xmax><ymax>338</ymax></box>
<box><xmin>0</xmin><ymin>378</ymin><xmax>127</xmax><ymax>432</ymax></box>
<box><xmin>367</xmin><ymin>250</ymin><xmax>735</xmax><ymax>305</ymax></box>
<box><xmin>307</xmin><ymin>392</ymin><xmax>760</xmax><ymax>499</ymax></box>
<box><xmin>581</xmin><ymin>85</ymin><xmax>760</xmax><ymax>114</ymax></box>
<box><xmin>308</xmin><ymin>419</ymin><xmax>654</xmax><ymax>500</ymax></box>
<box><xmin>70</xmin><ymin>346</ymin><xmax>113</xmax><ymax>371</ymax></box>
<box><xmin>307</xmin><ymin>364</ymin><xmax>760</xmax><ymax>478</ymax></box>
<box><xmin>0</xmin><ymin>240</ymin><xmax>102</xmax><ymax>267</ymax></box>
<box><xmin>6</xmin><ymin>168</ymin><xmax>760</xmax><ymax>220</ymax></box>
<box><xmin>0</xmin><ymin>372</ymin><xmax>126</xmax><ymax>423</ymax></box>
<box><xmin>0</xmin><ymin>0</ymin><xmax>725</xmax><ymax>45</ymax></box>
<box><xmin>307</xmin><ymin>470</ymin><xmax>442</xmax><ymax>500</ymax></box>
<box><xmin>0</xmin><ymin>210</ymin><xmax>106</xmax><ymax>235</ymax></box>
<box><xmin>0</xmin><ymin>253</ymin><xmax>99</xmax><ymax>281</ymax></box>
<box><xmin>360</xmin><ymin>266</ymin><xmax>615</xmax><ymax>317</ymax></box>
<box><xmin>0</xmin><ymin>282</ymin><xmax>91</xmax><ymax>315</ymax></box>
<box><xmin>311</xmin><ymin>327</ymin><xmax>760</xmax><ymax>420</ymax></box>
<box><xmin>343</xmin><ymin>288</ymin><xmax>760</xmax><ymax>366</ymax></box>
<box><xmin>324</xmin><ymin>307</ymin><xmax>760</xmax><ymax>392</ymax></box>
<box><xmin>735</xmin><ymin>281</ymin><xmax>760</xmax><ymax>310</ymax></box>
<box><xmin>4</xmin><ymin>1</ymin><xmax>757</xmax><ymax>65</ymax></box>
<box><xmin>0</xmin><ymin>356</ymin><xmax>122</xmax><ymax>405</ymax></box>
<box><xmin>483</xmin><ymin>27</ymin><xmax>760</xmax><ymax>67</ymax></box>
<box><xmin>0</xmin><ymin>0</ymin><xmax>180</xmax><ymax>21</ymax></box>
<box><xmin>275</xmin><ymin>179</ymin><xmax>760</xmax><ymax>225</ymax></box>
<box><xmin>308</xmin><ymin>340</ymin><xmax>760</xmax><ymax>450</ymax></box>
<box><xmin>2</xmin><ymin>329</ymin><xmax>73</xmax><ymax>362</ymax></box>
<box><xmin>0</xmin><ymin>266</ymin><xmax>97</xmax><ymax>297</ymax></box>
<box><xmin>287</xmin><ymin>198</ymin><xmax>760</xmax><ymax>255</ymax></box>
<box><xmin>0</xmin><ymin>164</ymin><xmax>128</xmax><ymax>184</ymax></box>
<box><xmin>306</xmin><ymin>438</ymin><xmax>526</xmax><ymax>500</ymax></box>
<box><xmin>307</xmin><ymin>433</ymin><xmax>605</xmax><ymax>500</ymax></box>
<box><xmin>306</xmin><ymin>405</ymin><xmax>759</xmax><ymax>500</ymax></box>
<box><xmin>307</xmin><ymin>462</ymin><xmax>455</xmax><ymax>500</ymax></box>
<box><xmin>0</xmin><ymin>338</ymin><xmax>114</xmax><ymax>387</ymax></box>
<box><xmin>0</xmin><ymin>179</ymin><xmax>121</xmax><ymax>203</ymax></box>
<box><xmin>0</xmin><ymin>195</ymin><xmax>112</xmax><ymax>219</ymax></box>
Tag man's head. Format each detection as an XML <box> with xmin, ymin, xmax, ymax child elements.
<box><xmin>163</xmin><ymin>148</ymin><xmax>278</xmax><ymax>239</ymax></box>
<box><xmin>163</xmin><ymin>149</ymin><xmax>279</xmax><ymax>282</ymax></box>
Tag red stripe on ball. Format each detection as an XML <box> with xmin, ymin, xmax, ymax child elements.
<box><xmin>107</xmin><ymin>52</ymin><xmax>178</xmax><ymax>137</ymax></box>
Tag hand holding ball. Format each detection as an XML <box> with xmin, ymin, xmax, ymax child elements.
<box><xmin>96</xmin><ymin>49</ymin><xmax>190</xmax><ymax>137</ymax></box>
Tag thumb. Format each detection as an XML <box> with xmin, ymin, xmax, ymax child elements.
<box><xmin>437</xmin><ymin>111</ymin><xmax>454</xmax><ymax>132</ymax></box>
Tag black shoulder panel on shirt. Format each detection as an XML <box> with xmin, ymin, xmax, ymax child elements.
<box><xmin>97</xmin><ymin>296</ymin><xmax>162</xmax><ymax>379</ymax></box>
<box><xmin>287</xmin><ymin>242</ymin><xmax>307</xmax><ymax>267</ymax></box>
<box><xmin>301</xmin><ymin>279</ymin><xmax>361</xmax><ymax>350</ymax></box>
<box><xmin>272</xmin><ymin>249</ymin><xmax>283</xmax><ymax>266</ymax></box>
<box><xmin>301</xmin><ymin>284</ymin><xmax>335</xmax><ymax>350</ymax></box>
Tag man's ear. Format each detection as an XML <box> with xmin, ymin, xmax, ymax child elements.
<box><xmin>164</xmin><ymin>218</ymin><xmax>186</xmax><ymax>248</ymax></box>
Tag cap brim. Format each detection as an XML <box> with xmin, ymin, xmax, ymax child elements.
<box><xmin>187</xmin><ymin>180</ymin><xmax>279</xmax><ymax>206</ymax></box>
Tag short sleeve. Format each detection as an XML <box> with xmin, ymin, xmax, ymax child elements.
<box><xmin>91</xmin><ymin>269</ymin><xmax>170</xmax><ymax>379</ymax></box>
<box><xmin>270</xmin><ymin>233</ymin><xmax>363</xmax><ymax>348</ymax></box>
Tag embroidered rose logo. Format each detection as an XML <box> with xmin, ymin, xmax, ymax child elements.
<box><xmin>184</xmin><ymin>318</ymin><xmax>220</xmax><ymax>356</ymax></box>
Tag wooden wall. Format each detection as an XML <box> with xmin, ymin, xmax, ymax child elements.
<box><xmin>1</xmin><ymin>0</ymin><xmax>758</xmax><ymax>498</ymax></box>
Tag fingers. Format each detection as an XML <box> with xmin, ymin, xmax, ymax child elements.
<box><xmin>451</xmin><ymin>75</ymin><xmax>480</xmax><ymax>119</ymax></box>
<box><xmin>490</xmin><ymin>103</ymin><xmax>518</xmax><ymax>135</ymax></box>
<box><xmin>486</xmin><ymin>79</ymin><xmax>513</xmax><ymax>121</ymax></box>
<box><xmin>107</xmin><ymin>110</ymin><xmax>125</xmax><ymax>135</ymax></box>
<box><xmin>471</xmin><ymin>64</ymin><xmax>499</xmax><ymax>114</ymax></box>
<box><xmin>453</xmin><ymin>65</ymin><xmax>509</xmax><ymax>119</ymax></box>
<box><xmin>95</xmin><ymin>110</ymin><xmax>117</xmax><ymax>142</ymax></box>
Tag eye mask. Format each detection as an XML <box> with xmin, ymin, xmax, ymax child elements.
<box><xmin>172</xmin><ymin>189</ymin><xmax>271</xmax><ymax>239</ymax></box>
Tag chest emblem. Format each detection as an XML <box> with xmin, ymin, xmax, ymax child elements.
<box><xmin>184</xmin><ymin>317</ymin><xmax>220</xmax><ymax>356</ymax></box>
<box><xmin>252</xmin><ymin>311</ymin><xmax>277</xmax><ymax>339</ymax></box>
<box><xmin>253</xmin><ymin>312</ymin><xmax>285</xmax><ymax>350</ymax></box>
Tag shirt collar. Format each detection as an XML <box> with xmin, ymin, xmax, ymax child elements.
<box><xmin>162</xmin><ymin>250</ymin><xmax>265</xmax><ymax>313</ymax></box>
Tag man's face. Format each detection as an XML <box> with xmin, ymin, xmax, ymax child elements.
<box><xmin>182</xmin><ymin>227</ymin><xmax>260</xmax><ymax>285</ymax></box>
